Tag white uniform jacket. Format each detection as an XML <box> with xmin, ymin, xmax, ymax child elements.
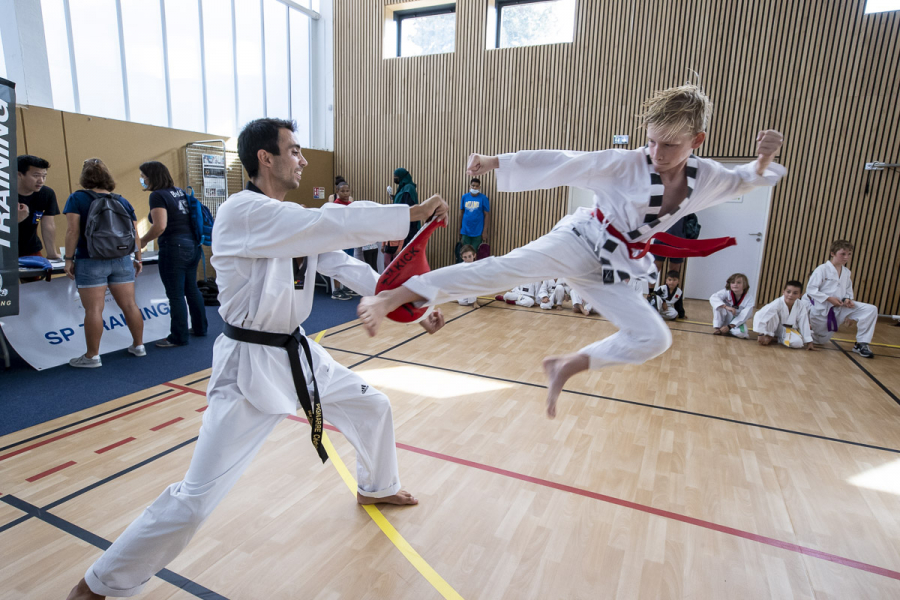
<box><xmin>804</xmin><ymin>262</ymin><xmax>853</xmax><ymax>316</ymax></box>
<box><xmin>710</xmin><ymin>288</ymin><xmax>755</xmax><ymax>327</ymax></box>
<box><xmin>209</xmin><ymin>190</ymin><xmax>410</xmax><ymax>414</ymax></box>
<box><xmin>753</xmin><ymin>297</ymin><xmax>813</xmax><ymax>344</ymax></box>
<box><xmin>496</xmin><ymin>148</ymin><xmax>786</xmax><ymax>284</ymax></box>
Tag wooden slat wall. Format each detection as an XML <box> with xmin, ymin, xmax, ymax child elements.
<box><xmin>334</xmin><ymin>0</ymin><xmax>900</xmax><ymax>313</ymax></box>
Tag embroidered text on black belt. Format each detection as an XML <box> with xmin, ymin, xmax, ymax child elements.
<box><xmin>223</xmin><ymin>323</ymin><xmax>328</xmax><ymax>463</ymax></box>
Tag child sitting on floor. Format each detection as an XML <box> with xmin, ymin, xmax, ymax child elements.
<box><xmin>710</xmin><ymin>273</ymin><xmax>754</xmax><ymax>338</ymax></box>
<box><xmin>648</xmin><ymin>270</ymin><xmax>685</xmax><ymax>321</ymax></box>
<box><xmin>457</xmin><ymin>245</ymin><xmax>479</xmax><ymax>306</ymax></box>
<box><xmin>753</xmin><ymin>279</ymin><xmax>814</xmax><ymax>350</ymax></box>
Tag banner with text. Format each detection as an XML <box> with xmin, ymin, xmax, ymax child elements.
<box><xmin>0</xmin><ymin>265</ymin><xmax>172</xmax><ymax>370</ymax></box>
<box><xmin>0</xmin><ymin>77</ymin><xmax>19</xmax><ymax>317</ymax></box>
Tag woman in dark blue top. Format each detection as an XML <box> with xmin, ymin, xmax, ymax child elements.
<box><xmin>63</xmin><ymin>158</ymin><xmax>145</xmax><ymax>368</ymax></box>
<box><xmin>139</xmin><ymin>161</ymin><xmax>208</xmax><ymax>347</ymax></box>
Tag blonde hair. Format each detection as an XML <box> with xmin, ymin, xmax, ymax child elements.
<box><xmin>725</xmin><ymin>273</ymin><xmax>750</xmax><ymax>293</ymax></box>
<box><xmin>640</xmin><ymin>83</ymin><xmax>713</xmax><ymax>138</ymax></box>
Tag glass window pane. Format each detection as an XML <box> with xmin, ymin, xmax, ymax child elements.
<box><xmin>202</xmin><ymin>0</ymin><xmax>236</xmax><ymax>136</ymax></box>
<box><xmin>499</xmin><ymin>0</ymin><xmax>576</xmax><ymax>49</ymax></box>
<box><xmin>399</xmin><ymin>13</ymin><xmax>455</xmax><ymax>57</ymax></box>
<box><xmin>41</xmin><ymin>0</ymin><xmax>76</xmax><ymax>112</ymax></box>
<box><xmin>164</xmin><ymin>0</ymin><xmax>205</xmax><ymax>132</ymax></box>
<box><xmin>235</xmin><ymin>0</ymin><xmax>264</xmax><ymax>127</ymax></box>
<box><xmin>0</xmin><ymin>20</ymin><xmax>6</xmax><ymax>79</ymax></box>
<box><xmin>865</xmin><ymin>0</ymin><xmax>900</xmax><ymax>13</ymax></box>
<box><xmin>264</xmin><ymin>0</ymin><xmax>289</xmax><ymax>119</ymax></box>
<box><xmin>121</xmin><ymin>0</ymin><xmax>167</xmax><ymax>127</ymax></box>
<box><xmin>69</xmin><ymin>0</ymin><xmax>126</xmax><ymax>120</ymax></box>
<box><xmin>289</xmin><ymin>10</ymin><xmax>310</xmax><ymax>147</ymax></box>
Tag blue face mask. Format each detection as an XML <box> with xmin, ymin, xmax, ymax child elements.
<box><xmin>139</xmin><ymin>176</ymin><xmax>148</xmax><ymax>190</ymax></box>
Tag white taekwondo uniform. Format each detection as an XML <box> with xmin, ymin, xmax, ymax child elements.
<box><xmin>753</xmin><ymin>296</ymin><xmax>813</xmax><ymax>348</ymax></box>
<box><xmin>803</xmin><ymin>261</ymin><xmax>877</xmax><ymax>344</ymax></box>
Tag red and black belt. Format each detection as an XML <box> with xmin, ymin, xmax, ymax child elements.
<box><xmin>594</xmin><ymin>209</ymin><xmax>736</xmax><ymax>259</ymax></box>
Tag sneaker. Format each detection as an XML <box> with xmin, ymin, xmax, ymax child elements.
<box><xmin>156</xmin><ymin>339</ymin><xmax>180</xmax><ymax>348</ymax></box>
<box><xmin>331</xmin><ymin>289</ymin><xmax>352</xmax><ymax>301</ymax></box>
<box><xmin>729</xmin><ymin>324</ymin><xmax>749</xmax><ymax>339</ymax></box>
<box><xmin>852</xmin><ymin>343</ymin><xmax>874</xmax><ymax>359</ymax></box>
<box><xmin>127</xmin><ymin>344</ymin><xmax>147</xmax><ymax>357</ymax></box>
<box><xmin>69</xmin><ymin>354</ymin><xmax>101</xmax><ymax>368</ymax></box>
<box><xmin>345</xmin><ymin>289</ymin><xmax>360</xmax><ymax>297</ymax></box>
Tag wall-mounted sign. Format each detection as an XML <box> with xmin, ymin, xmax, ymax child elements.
<box><xmin>0</xmin><ymin>77</ymin><xmax>19</xmax><ymax>318</ymax></box>
<box><xmin>201</xmin><ymin>154</ymin><xmax>226</xmax><ymax>198</ymax></box>
<box><xmin>313</xmin><ymin>187</ymin><xmax>325</xmax><ymax>200</ymax></box>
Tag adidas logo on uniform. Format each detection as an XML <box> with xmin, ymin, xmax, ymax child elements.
<box><xmin>361</xmin><ymin>384</ymin><xmax>368</xmax><ymax>394</ymax></box>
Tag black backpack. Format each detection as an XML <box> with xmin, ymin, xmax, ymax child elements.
<box><xmin>84</xmin><ymin>191</ymin><xmax>136</xmax><ymax>259</ymax></box>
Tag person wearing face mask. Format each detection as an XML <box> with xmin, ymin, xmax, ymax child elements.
<box><xmin>459</xmin><ymin>177</ymin><xmax>491</xmax><ymax>257</ymax></box>
<box><xmin>138</xmin><ymin>161</ymin><xmax>208</xmax><ymax>347</ymax></box>
<box><xmin>382</xmin><ymin>168</ymin><xmax>420</xmax><ymax>266</ymax></box>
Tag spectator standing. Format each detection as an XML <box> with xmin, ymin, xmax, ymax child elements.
<box><xmin>459</xmin><ymin>177</ymin><xmax>491</xmax><ymax>254</ymax></box>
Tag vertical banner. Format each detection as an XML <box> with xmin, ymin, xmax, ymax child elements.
<box><xmin>201</xmin><ymin>153</ymin><xmax>226</xmax><ymax>198</ymax></box>
<box><xmin>0</xmin><ymin>77</ymin><xmax>18</xmax><ymax>317</ymax></box>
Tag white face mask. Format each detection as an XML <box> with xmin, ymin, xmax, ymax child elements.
<box><xmin>469</xmin><ymin>188</ymin><xmax>479</xmax><ymax>195</ymax></box>
<box><xmin>139</xmin><ymin>176</ymin><xmax>148</xmax><ymax>189</ymax></box>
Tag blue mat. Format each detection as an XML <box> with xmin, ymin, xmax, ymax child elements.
<box><xmin>0</xmin><ymin>288</ymin><xmax>363</xmax><ymax>437</ymax></box>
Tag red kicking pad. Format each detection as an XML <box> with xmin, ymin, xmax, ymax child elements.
<box><xmin>375</xmin><ymin>218</ymin><xmax>446</xmax><ymax>323</ymax></box>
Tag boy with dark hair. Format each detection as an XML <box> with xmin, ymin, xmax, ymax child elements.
<box><xmin>803</xmin><ymin>240</ymin><xmax>877</xmax><ymax>358</ymax></box>
<box><xmin>459</xmin><ymin>176</ymin><xmax>491</xmax><ymax>251</ymax></box>
<box><xmin>648</xmin><ymin>269</ymin><xmax>685</xmax><ymax>320</ymax></box>
<box><xmin>754</xmin><ymin>280</ymin><xmax>814</xmax><ymax>349</ymax></box>
<box><xmin>67</xmin><ymin>118</ymin><xmax>449</xmax><ymax>599</ymax></box>
<box><xmin>457</xmin><ymin>244</ymin><xmax>478</xmax><ymax>306</ymax></box>
<box><xmin>17</xmin><ymin>154</ymin><xmax>60</xmax><ymax>259</ymax></box>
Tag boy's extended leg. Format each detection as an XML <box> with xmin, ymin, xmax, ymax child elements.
<box><xmin>78</xmin><ymin>380</ymin><xmax>285</xmax><ymax>597</ymax></box>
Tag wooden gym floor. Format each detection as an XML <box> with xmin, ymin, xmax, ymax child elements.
<box><xmin>1</xmin><ymin>298</ymin><xmax>899</xmax><ymax>599</ymax></box>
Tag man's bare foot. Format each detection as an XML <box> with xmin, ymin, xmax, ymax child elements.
<box><xmin>357</xmin><ymin>490</ymin><xmax>418</xmax><ymax>505</ymax></box>
<box><xmin>358</xmin><ymin>295</ymin><xmax>393</xmax><ymax>337</ymax></box>
<box><xmin>66</xmin><ymin>578</ymin><xmax>104</xmax><ymax>599</ymax></box>
<box><xmin>542</xmin><ymin>353</ymin><xmax>590</xmax><ymax>419</ymax></box>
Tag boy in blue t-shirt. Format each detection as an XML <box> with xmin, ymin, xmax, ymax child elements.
<box><xmin>459</xmin><ymin>177</ymin><xmax>491</xmax><ymax>251</ymax></box>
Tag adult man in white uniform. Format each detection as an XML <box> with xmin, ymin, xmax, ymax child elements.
<box><xmin>359</xmin><ymin>84</ymin><xmax>786</xmax><ymax>418</ymax></box>
<box><xmin>68</xmin><ymin>119</ymin><xmax>449</xmax><ymax>599</ymax></box>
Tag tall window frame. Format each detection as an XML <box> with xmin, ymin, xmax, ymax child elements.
<box><xmin>393</xmin><ymin>3</ymin><xmax>456</xmax><ymax>58</ymax></box>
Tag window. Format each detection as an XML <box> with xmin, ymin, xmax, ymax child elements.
<box><xmin>865</xmin><ymin>0</ymin><xmax>900</xmax><ymax>13</ymax></box>
<box><xmin>393</xmin><ymin>5</ymin><xmax>456</xmax><ymax>58</ymax></box>
<box><xmin>235</xmin><ymin>0</ymin><xmax>265</xmax><ymax>128</ymax></box>
<box><xmin>202</xmin><ymin>0</ymin><xmax>237</xmax><ymax>136</ymax></box>
<box><xmin>164</xmin><ymin>0</ymin><xmax>205</xmax><ymax>132</ymax></box>
<box><xmin>494</xmin><ymin>0</ymin><xmax>576</xmax><ymax>49</ymax></box>
<box><xmin>69</xmin><ymin>0</ymin><xmax>126</xmax><ymax>120</ymax></box>
<box><xmin>289</xmin><ymin>10</ymin><xmax>311</xmax><ymax>147</ymax></box>
<box><xmin>0</xmin><ymin>21</ymin><xmax>6</xmax><ymax>80</ymax></box>
<box><xmin>40</xmin><ymin>0</ymin><xmax>77</xmax><ymax>112</ymax></box>
<box><xmin>264</xmin><ymin>0</ymin><xmax>290</xmax><ymax>120</ymax></box>
<box><xmin>121</xmin><ymin>1</ymin><xmax>168</xmax><ymax>127</ymax></box>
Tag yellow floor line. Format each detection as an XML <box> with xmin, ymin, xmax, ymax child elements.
<box><xmin>672</xmin><ymin>319</ymin><xmax>900</xmax><ymax>349</ymax></box>
<box><xmin>313</xmin><ymin>330</ymin><xmax>464</xmax><ymax>600</ymax></box>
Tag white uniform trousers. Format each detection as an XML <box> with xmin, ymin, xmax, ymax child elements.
<box><xmin>502</xmin><ymin>291</ymin><xmax>536</xmax><ymax>307</ymax></box>
<box><xmin>650</xmin><ymin>296</ymin><xmax>678</xmax><ymax>321</ymax></box>
<box><xmin>809</xmin><ymin>302</ymin><xmax>878</xmax><ymax>344</ymax></box>
<box><xmin>753</xmin><ymin>315</ymin><xmax>805</xmax><ymax>348</ymax></box>
<box><xmin>85</xmin><ymin>359</ymin><xmax>400</xmax><ymax>597</ymax></box>
<box><xmin>458</xmin><ymin>296</ymin><xmax>477</xmax><ymax>306</ymax></box>
<box><xmin>405</xmin><ymin>226</ymin><xmax>671</xmax><ymax>370</ymax></box>
<box><xmin>712</xmin><ymin>308</ymin><xmax>752</xmax><ymax>338</ymax></box>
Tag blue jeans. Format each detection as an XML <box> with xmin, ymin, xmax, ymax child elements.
<box><xmin>158</xmin><ymin>237</ymin><xmax>208</xmax><ymax>345</ymax></box>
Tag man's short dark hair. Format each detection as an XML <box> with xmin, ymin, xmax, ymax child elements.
<box><xmin>666</xmin><ymin>270</ymin><xmax>680</xmax><ymax>279</ymax></box>
<box><xmin>470</xmin><ymin>178</ymin><xmax>480</xmax><ymax>185</ymax></box>
<box><xmin>785</xmin><ymin>279</ymin><xmax>803</xmax><ymax>291</ymax></box>
<box><xmin>238</xmin><ymin>118</ymin><xmax>296</xmax><ymax>178</ymax></box>
<box><xmin>18</xmin><ymin>155</ymin><xmax>50</xmax><ymax>174</ymax></box>
<box><xmin>139</xmin><ymin>161</ymin><xmax>175</xmax><ymax>191</ymax></box>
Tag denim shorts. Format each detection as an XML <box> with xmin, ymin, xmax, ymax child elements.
<box><xmin>75</xmin><ymin>256</ymin><xmax>135</xmax><ymax>288</ymax></box>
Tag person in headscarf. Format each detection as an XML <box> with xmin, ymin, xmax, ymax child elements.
<box><xmin>382</xmin><ymin>167</ymin><xmax>421</xmax><ymax>265</ymax></box>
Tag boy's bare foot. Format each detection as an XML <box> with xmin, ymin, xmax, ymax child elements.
<box><xmin>713</xmin><ymin>328</ymin><xmax>722</xmax><ymax>335</ymax></box>
<box><xmin>357</xmin><ymin>490</ymin><xmax>418</xmax><ymax>505</ymax></box>
<box><xmin>66</xmin><ymin>578</ymin><xmax>104</xmax><ymax>599</ymax></box>
<box><xmin>580</xmin><ymin>306</ymin><xmax>591</xmax><ymax>316</ymax></box>
<box><xmin>542</xmin><ymin>353</ymin><xmax>590</xmax><ymax>419</ymax></box>
<box><xmin>757</xmin><ymin>334</ymin><xmax>773</xmax><ymax>345</ymax></box>
<box><xmin>358</xmin><ymin>295</ymin><xmax>393</xmax><ymax>336</ymax></box>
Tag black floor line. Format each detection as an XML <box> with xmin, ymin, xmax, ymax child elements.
<box><xmin>0</xmin><ymin>512</ymin><xmax>32</xmax><ymax>534</ymax></box>
<box><xmin>323</xmin><ymin>346</ymin><xmax>900</xmax><ymax>456</ymax></box>
<box><xmin>0</xmin><ymin>387</ymin><xmax>176</xmax><ymax>453</ymax></box>
<box><xmin>0</xmin><ymin>494</ymin><xmax>227</xmax><ymax>600</ymax></box>
<box><xmin>482</xmin><ymin>302</ymin><xmax>900</xmax><ymax>358</ymax></box>
<box><xmin>832</xmin><ymin>340</ymin><xmax>900</xmax><ymax>407</ymax></box>
<box><xmin>323</xmin><ymin>321</ymin><xmax>365</xmax><ymax>338</ymax></box>
<box><xmin>348</xmin><ymin>302</ymin><xmax>491</xmax><ymax>370</ymax></box>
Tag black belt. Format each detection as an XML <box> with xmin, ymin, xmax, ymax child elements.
<box><xmin>223</xmin><ymin>323</ymin><xmax>327</xmax><ymax>463</ymax></box>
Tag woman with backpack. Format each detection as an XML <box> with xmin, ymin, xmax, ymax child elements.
<box><xmin>63</xmin><ymin>158</ymin><xmax>145</xmax><ymax>368</ymax></box>
<box><xmin>138</xmin><ymin>161</ymin><xmax>208</xmax><ymax>347</ymax></box>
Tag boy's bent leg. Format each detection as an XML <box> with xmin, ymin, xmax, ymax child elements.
<box><xmin>84</xmin><ymin>384</ymin><xmax>284</xmax><ymax>597</ymax></box>
<box><xmin>319</xmin><ymin>360</ymin><xmax>415</xmax><ymax>505</ymax></box>
<box><xmin>845</xmin><ymin>302</ymin><xmax>878</xmax><ymax>343</ymax></box>
<box><xmin>543</xmin><ymin>281</ymin><xmax>671</xmax><ymax>418</ymax></box>
<box><xmin>808</xmin><ymin>311</ymin><xmax>835</xmax><ymax>344</ymax></box>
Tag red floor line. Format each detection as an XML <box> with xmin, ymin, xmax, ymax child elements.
<box><xmin>150</xmin><ymin>418</ymin><xmax>184</xmax><ymax>432</ymax></box>
<box><xmin>26</xmin><ymin>461</ymin><xmax>77</xmax><ymax>482</ymax></box>
<box><xmin>186</xmin><ymin>384</ymin><xmax>900</xmax><ymax>581</ymax></box>
<box><xmin>95</xmin><ymin>437</ymin><xmax>137</xmax><ymax>454</ymax></box>
<box><xmin>196</xmin><ymin>406</ymin><xmax>208</xmax><ymax>413</ymax></box>
<box><xmin>0</xmin><ymin>391</ymin><xmax>188</xmax><ymax>463</ymax></box>
<box><xmin>165</xmin><ymin>382</ymin><xmax>207</xmax><ymax>396</ymax></box>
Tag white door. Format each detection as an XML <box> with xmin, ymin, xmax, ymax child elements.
<box><xmin>683</xmin><ymin>163</ymin><xmax>773</xmax><ymax>300</ymax></box>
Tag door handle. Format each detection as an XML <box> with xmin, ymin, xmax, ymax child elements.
<box><xmin>748</xmin><ymin>232</ymin><xmax>763</xmax><ymax>236</ymax></box>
